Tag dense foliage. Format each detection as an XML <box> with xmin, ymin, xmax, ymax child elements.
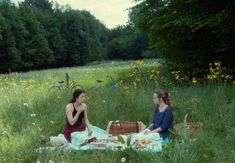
<box><xmin>0</xmin><ymin>0</ymin><xmax>150</xmax><ymax>72</ymax></box>
<box><xmin>130</xmin><ymin>0</ymin><xmax>235</xmax><ymax>76</ymax></box>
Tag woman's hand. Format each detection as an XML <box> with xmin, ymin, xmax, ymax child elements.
<box><xmin>78</xmin><ymin>105</ymin><xmax>86</xmax><ymax>113</ymax></box>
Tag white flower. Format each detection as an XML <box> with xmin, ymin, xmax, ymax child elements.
<box><xmin>23</xmin><ymin>103</ymin><xmax>29</xmax><ymax>107</ymax></box>
<box><xmin>36</xmin><ymin>160</ymin><xmax>41</xmax><ymax>163</ymax></box>
<box><xmin>102</xmin><ymin>100</ymin><xmax>106</xmax><ymax>103</ymax></box>
<box><xmin>50</xmin><ymin>121</ymin><xmax>54</xmax><ymax>124</ymax></box>
<box><xmin>30</xmin><ymin>113</ymin><xmax>36</xmax><ymax>117</ymax></box>
<box><xmin>121</xmin><ymin>157</ymin><xmax>126</xmax><ymax>162</ymax></box>
<box><xmin>48</xmin><ymin>160</ymin><xmax>54</xmax><ymax>163</ymax></box>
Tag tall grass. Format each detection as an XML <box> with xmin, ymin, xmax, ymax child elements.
<box><xmin>0</xmin><ymin>60</ymin><xmax>234</xmax><ymax>162</ymax></box>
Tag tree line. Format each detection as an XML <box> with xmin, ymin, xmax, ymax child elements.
<box><xmin>2</xmin><ymin>0</ymin><xmax>234</xmax><ymax>76</ymax></box>
<box><xmin>0</xmin><ymin>0</ymin><xmax>149</xmax><ymax>72</ymax></box>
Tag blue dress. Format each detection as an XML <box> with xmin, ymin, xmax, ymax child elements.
<box><xmin>151</xmin><ymin>106</ymin><xmax>173</xmax><ymax>140</ymax></box>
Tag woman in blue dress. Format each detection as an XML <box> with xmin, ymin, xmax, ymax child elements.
<box><xmin>145</xmin><ymin>90</ymin><xmax>173</xmax><ymax>142</ymax></box>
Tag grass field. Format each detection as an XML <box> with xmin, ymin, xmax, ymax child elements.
<box><xmin>0</xmin><ymin>60</ymin><xmax>235</xmax><ymax>163</ymax></box>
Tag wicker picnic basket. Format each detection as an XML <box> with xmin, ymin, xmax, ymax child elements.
<box><xmin>106</xmin><ymin>121</ymin><xmax>146</xmax><ymax>136</ymax></box>
<box><xmin>174</xmin><ymin>114</ymin><xmax>203</xmax><ymax>136</ymax></box>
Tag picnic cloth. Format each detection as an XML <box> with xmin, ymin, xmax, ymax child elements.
<box><xmin>35</xmin><ymin>125</ymin><xmax>163</xmax><ymax>153</ymax></box>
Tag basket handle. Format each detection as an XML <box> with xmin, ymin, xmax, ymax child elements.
<box><xmin>106</xmin><ymin>121</ymin><xmax>113</xmax><ymax>133</ymax></box>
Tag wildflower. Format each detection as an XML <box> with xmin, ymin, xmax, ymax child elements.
<box><xmin>50</xmin><ymin>121</ymin><xmax>54</xmax><ymax>124</ymax></box>
<box><xmin>175</xmin><ymin>75</ymin><xmax>180</xmax><ymax>80</ymax></box>
<box><xmin>192</xmin><ymin>78</ymin><xmax>197</xmax><ymax>84</ymax></box>
<box><xmin>123</xmin><ymin>86</ymin><xmax>129</xmax><ymax>90</ymax></box>
<box><xmin>121</xmin><ymin>157</ymin><xmax>126</xmax><ymax>162</ymax></box>
<box><xmin>30</xmin><ymin>113</ymin><xmax>36</xmax><ymax>117</ymax></box>
<box><xmin>48</xmin><ymin>160</ymin><xmax>54</xmax><ymax>163</ymax></box>
<box><xmin>214</xmin><ymin>62</ymin><xmax>220</xmax><ymax>66</ymax></box>
<box><xmin>102</xmin><ymin>100</ymin><xmax>106</xmax><ymax>103</ymax></box>
<box><xmin>136</xmin><ymin>60</ymin><xmax>144</xmax><ymax>65</ymax></box>
<box><xmin>23</xmin><ymin>103</ymin><xmax>29</xmax><ymax>107</ymax></box>
<box><xmin>164</xmin><ymin>3</ymin><xmax>169</xmax><ymax>7</ymax></box>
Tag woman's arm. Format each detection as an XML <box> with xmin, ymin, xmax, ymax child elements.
<box><xmin>151</xmin><ymin>127</ymin><xmax>163</xmax><ymax>133</ymax></box>
<box><xmin>66</xmin><ymin>104</ymin><xmax>84</xmax><ymax>126</ymax></box>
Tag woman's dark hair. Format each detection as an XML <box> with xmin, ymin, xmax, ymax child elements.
<box><xmin>69</xmin><ymin>89</ymin><xmax>85</xmax><ymax>103</ymax></box>
<box><xmin>155</xmin><ymin>90</ymin><xmax>173</xmax><ymax>108</ymax></box>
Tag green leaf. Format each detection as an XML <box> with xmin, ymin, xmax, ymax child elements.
<box><xmin>117</xmin><ymin>135</ymin><xmax>125</xmax><ymax>144</ymax></box>
<box><xmin>127</xmin><ymin>136</ymin><xmax>132</xmax><ymax>147</ymax></box>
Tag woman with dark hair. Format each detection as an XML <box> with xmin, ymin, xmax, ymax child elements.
<box><xmin>64</xmin><ymin>89</ymin><xmax>92</xmax><ymax>142</ymax></box>
<box><xmin>145</xmin><ymin>90</ymin><xmax>173</xmax><ymax>141</ymax></box>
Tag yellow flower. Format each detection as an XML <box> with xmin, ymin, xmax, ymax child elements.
<box><xmin>175</xmin><ymin>75</ymin><xmax>180</xmax><ymax>80</ymax></box>
<box><xmin>214</xmin><ymin>62</ymin><xmax>220</xmax><ymax>66</ymax></box>
<box><xmin>192</xmin><ymin>78</ymin><xmax>197</xmax><ymax>84</ymax></box>
<box><xmin>139</xmin><ymin>139</ymin><xmax>151</xmax><ymax>145</ymax></box>
<box><xmin>136</xmin><ymin>60</ymin><xmax>144</xmax><ymax>65</ymax></box>
<box><xmin>207</xmin><ymin>75</ymin><xmax>213</xmax><ymax>80</ymax></box>
<box><xmin>123</xmin><ymin>86</ymin><xmax>129</xmax><ymax>90</ymax></box>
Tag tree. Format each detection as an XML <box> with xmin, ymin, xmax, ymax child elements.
<box><xmin>23</xmin><ymin>0</ymin><xmax>53</xmax><ymax>11</ymax></box>
<box><xmin>130</xmin><ymin>0</ymin><xmax>235</xmax><ymax>75</ymax></box>
<box><xmin>19</xmin><ymin>3</ymin><xmax>53</xmax><ymax>68</ymax></box>
<box><xmin>0</xmin><ymin>1</ymin><xmax>20</xmax><ymax>71</ymax></box>
<box><xmin>107</xmin><ymin>25</ymin><xmax>148</xmax><ymax>60</ymax></box>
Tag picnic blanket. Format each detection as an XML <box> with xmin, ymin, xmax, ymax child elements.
<box><xmin>35</xmin><ymin>125</ymin><xmax>163</xmax><ymax>153</ymax></box>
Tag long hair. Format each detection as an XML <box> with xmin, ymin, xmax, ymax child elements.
<box><xmin>69</xmin><ymin>89</ymin><xmax>85</xmax><ymax>103</ymax></box>
<box><xmin>155</xmin><ymin>90</ymin><xmax>173</xmax><ymax>109</ymax></box>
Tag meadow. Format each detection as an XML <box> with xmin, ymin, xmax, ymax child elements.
<box><xmin>0</xmin><ymin>60</ymin><xmax>234</xmax><ymax>163</ymax></box>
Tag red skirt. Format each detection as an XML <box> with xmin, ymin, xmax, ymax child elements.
<box><xmin>64</xmin><ymin>124</ymin><xmax>86</xmax><ymax>142</ymax></box>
